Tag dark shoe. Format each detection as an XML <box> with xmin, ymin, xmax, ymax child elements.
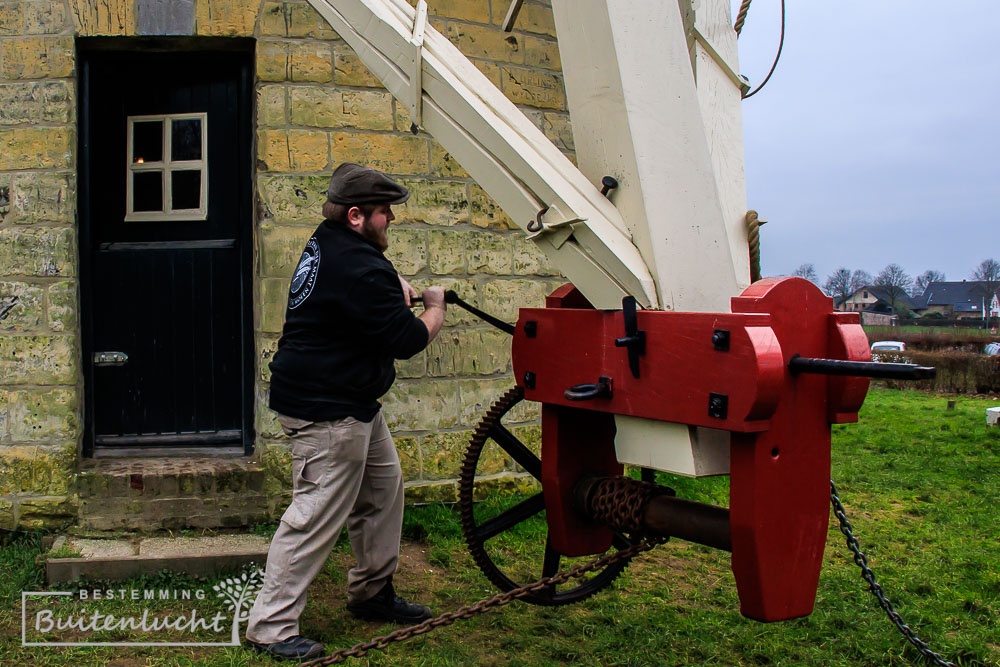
<box><xmin>246</xmin><ymin>635</ymin><xmax>325</xmax><ymax>661</ymax></box>
<box><xmin>347</xmin><ymin>581</ymin><xmax>433</xmax><ymax>624</ymax></box>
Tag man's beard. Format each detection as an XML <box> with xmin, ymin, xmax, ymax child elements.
<box><xmin>361</xmin><ymin>218</ymin><xmax>388</xmax><ymax>252</ymax></box>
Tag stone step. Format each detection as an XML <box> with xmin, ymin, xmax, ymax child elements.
<box><xmin>77</xmin><ymin>458</ymin><xmax>271</xmax><ymax>531</ymax></box>
<box><xmin>47</xmin><ymin>534</ymin><xmax>271</xmax><ymax>584</ymax></box>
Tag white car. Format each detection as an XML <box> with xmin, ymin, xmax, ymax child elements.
<box><xmin>870</xmin><ymin>341</ymin><xmax>906</xmax><ymax>362</ymax></box>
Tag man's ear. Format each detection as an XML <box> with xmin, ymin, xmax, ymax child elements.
<box><xmin>346</xmin><ymin>206</ymin><xmax>364</xmax><ymax>228</ymax></box>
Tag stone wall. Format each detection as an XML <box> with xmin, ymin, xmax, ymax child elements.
<box><xmin>0</xmin><ymin>0</ymin><xmax>80</xmax><ymax>529</ymax></box>
<box><xmin>0</xmin><ymin>0</ymin><xmax>570</xmax><ymax>528</ymax></box>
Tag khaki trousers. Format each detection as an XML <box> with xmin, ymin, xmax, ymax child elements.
<box><xmin>246</xmin><ymin>410</ymin><xmax>404</xmax><ymax>644</ymax></box>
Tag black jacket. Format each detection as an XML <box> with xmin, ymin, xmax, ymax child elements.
<box><xmin>268</xmin><ymin>220</ymin><xmax>428</xmax><ymax>422</ymax></box>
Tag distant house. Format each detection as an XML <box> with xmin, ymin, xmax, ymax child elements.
<box><xmin>835</xmin><ymin>286</ymin><xmax>920</xmax><ymax>325</ymax></box>
<box><xmin>917</xmin><ymin>281</ymin><xmax>1000</xmax><ymax>320</ymax></box>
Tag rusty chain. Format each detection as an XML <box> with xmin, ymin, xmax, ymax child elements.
<box><xmin>587</xmin><ymin>476</ymin><xmax>674</xmax><ymax>532</ymax></box>
<box><xmin>830</xmin><ymin>480</ymin><xmax>955</xmax><ymax>667</ymax></box>
<box><xmin>299</xmin><ymin>535</ymin><xmax>665</xmax><ymax>666</ymax></box>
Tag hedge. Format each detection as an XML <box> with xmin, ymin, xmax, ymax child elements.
<box><xmin>865</xmin><ymin>329</ymin><xmax>999</xmax><ymax>351</ymax></box>
<box><xmin>883</xmin><ymin>350</ymin><xmax>1000</xmax><ymax>394</ymax></box>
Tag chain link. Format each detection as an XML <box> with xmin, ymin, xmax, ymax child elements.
<box><xmin>299</xmin><ymin>536</ymin><xmax>664</xmax><ymax>665</ymax></box>
<box><xmin>588</xmin><ymin>476</ymin><xmax>674</xmax><ymax>533</ymax></box>
<box><xmin>830</xmin><ymin>480</ymin><xmax>955</xmax><ymax>667</ymax></box>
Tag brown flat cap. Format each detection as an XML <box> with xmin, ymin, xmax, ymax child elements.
<box><xmin>326</xmin><ymin>162</ymin><xmax>410</xmax><ymax>205</ymax></box>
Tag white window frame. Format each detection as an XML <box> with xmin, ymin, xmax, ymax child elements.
<box><xmin>125</xmin><ymin>112</ymin><xmax>209</xmax><ymax>222</ymax></box>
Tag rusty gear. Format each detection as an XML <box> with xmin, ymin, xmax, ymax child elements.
<box><xmin>457</xmin><ymin>386</ymin><xmax>641</xmax><ymax>605</ymax></box>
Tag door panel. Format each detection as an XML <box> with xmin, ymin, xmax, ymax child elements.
<box><xmin>91</xmin><ymin>248</ymin><xmax>243</xmax><ymax>443</ymax></box>
<box><xmin>79</xmin><ymin>42</ymin><xmax>253</xmax><ymax>451</ymax></box>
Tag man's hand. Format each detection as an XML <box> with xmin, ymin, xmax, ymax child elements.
<box><xmin>421</xmin><ymin>286</ymin><xmax>446</xmax><ymax>311</ymax></box>
<box><xmin>418</xmin><ymin>286</ymin><xmax>447</xmax><ymax>343</ymax></box>
<box><xmin>398</xmin><ymin>275</ymin><xmax>419</xmax><ymax>307</ymax></box>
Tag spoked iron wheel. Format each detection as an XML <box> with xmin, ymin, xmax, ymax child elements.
<box><xmin>457</xmin><ymin>386</ymin><xmax>640</xmax><ymax>605</ymax></box>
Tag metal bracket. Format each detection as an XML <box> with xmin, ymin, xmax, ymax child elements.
<box><xmin>614</xmin><ymin>296</ymin><xmax>646</xmax><ymax>379</ymax></box>
<box><xmin>707</xmin><ymin>392</ymin><xmax>728</xmax><ymax>419</ymax></box>
<box><xmin>525</xmin><ymin>202</ymin><xmax>585</xmax><ymax>248</ymax></box>
<box><xmin>712</xmin><ymin>329</ymin><xmax>730</xmax><ymax>351</ymax></box>
<box><xmin>407</xmin><ymin>0</ymin><xmax>428</xmax><ymax>131</ymax></box>
<box><xmin>691</xmin><ymin>25</ymin><xmax>751</xmax><ymax>95</ymax></box>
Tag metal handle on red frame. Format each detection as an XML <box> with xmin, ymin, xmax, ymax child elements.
<box><xmin>563</xmin><ymin>376</ymin><xmax>613</xmax><ymax>401</ymax></box>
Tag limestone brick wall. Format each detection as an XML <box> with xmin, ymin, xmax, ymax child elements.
<box><xmin>0</xmin><ymin>0</ymin><xmax>571</xmax><ymax>527</ymax></box>
<box><xmin>0</xmin><ymin>0</ymin><xmax>80</xmax><ymax>529</ymax></box>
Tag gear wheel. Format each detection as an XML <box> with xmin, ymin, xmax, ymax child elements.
<box><xmin>458</xmin><ymin>386</ymin><xmax>638</xmax><ymax>605</ymax></box>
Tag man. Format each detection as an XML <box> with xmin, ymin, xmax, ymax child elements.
<box><xmin>246</xmin><ymin>163</ymin><xmax>447</xmax><ymax>661</ymax></box>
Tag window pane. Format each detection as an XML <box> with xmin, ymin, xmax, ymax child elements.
<box><xmin>133</xmin><ymin>171</ymin><xmax>163</xmax><ymax>212</ymax></box>
<box><xmin>172</xmin><ymin>118</ymin><xmax>202</xmax><ymax>161</ymax></box>
<box><xmin>132</xmin><ymin>120</ymin><xmax>163</xmax><ymax>163</ymax></box>
<box><xmin>171</xmin><ymin>170</ymin><xmax>201</xmax><ymax>210</ymax></box>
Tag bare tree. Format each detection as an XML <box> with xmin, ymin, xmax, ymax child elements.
<box><xmin>873</xmin><ymin>263</ymin><xmax>913</xmax><ymax>313</ymax></box>
<box><xmin>912</xmin><ymin>270</ymin><xmax>945</xmax><ymax>297</ymax></box>
<box><xmin>971</xmin><ymin>258</ymin><xmax>1000</xmax><ymax>286</ymax></box>
<box><xmin>822</xmin><ymin>267</ymin><xmax>852</xmax><ymax>305</ymax></box>
<box><xmin>792</xmin><ymin>263</ymin><xmax>818</xmax><ymax>284</ymax></box>
<box><xmin>971</xmin><ymin>258</ymin><xmax>1000</xmax><ymax>326</ymax></box>
<box><xmin>849</xmin><ymin>269</ymin><xmax>872</xmax><ymax>294</ymax></box>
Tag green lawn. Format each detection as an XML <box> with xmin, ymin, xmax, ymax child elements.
<box><xmin>2</xmin><ymin>388</ymin><xmax>998</xmax><ymax>666</ymax></box>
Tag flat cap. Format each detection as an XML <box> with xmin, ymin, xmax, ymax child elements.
<box><xmin>326</xmin><ymin>162</ymin><xmax>410</xmax><ymax>205</ymax></box>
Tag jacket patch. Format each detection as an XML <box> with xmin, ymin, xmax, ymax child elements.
<box><xmin>289</xmin><ymin>238</ymin><xmax>320</xmax><ymax>309</ymax></box>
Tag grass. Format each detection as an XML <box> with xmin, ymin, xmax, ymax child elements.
<box><xmin>1</xmin><ymin>388</ymin><xmax>998</xmax><ymax>665</ymax></box>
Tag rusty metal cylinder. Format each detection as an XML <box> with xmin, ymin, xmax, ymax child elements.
<box><xmin>642</xmin><ymin>494</ymin><xmax>731</xmax><ymax>552</ymax></box>
<box><xmin>574</xmin><ymin>475</ymin><xmax>731</xmax><ymax>552</ymax></box>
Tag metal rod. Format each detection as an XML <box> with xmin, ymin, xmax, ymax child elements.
<box><xmin>409</xmin><ymin>291</ymin><xmax>515</xmax><ymax>335</ymax></box>
<box><xmin>642</xmin><ymin>494</ymin><xmax>732</xmax><ymax>552</ymax></box>
<box><xmin>788</xmin><ymin>355</ymin><xmax>935</xmax><ymax>380</ymax></box>
<box><xmin>445</xmin><ymin>290</ymin><xmax>516</xmax><ymax>335</ymax></box>
<box><xmin>574</xmin><ymin>475</ymin><xmax>732</xmax><ymax>552</ymax></box>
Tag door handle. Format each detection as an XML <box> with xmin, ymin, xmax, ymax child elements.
<box><xmin>94</xmin><ymin>351</ymin><xmax>128</xmax><ymax>366</ymax></box>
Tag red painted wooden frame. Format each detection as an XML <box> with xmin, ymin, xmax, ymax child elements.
<box><xmin>515</xmin><ymin>278</ymin><xmax>871</xmax><ymax>622</ymax></box>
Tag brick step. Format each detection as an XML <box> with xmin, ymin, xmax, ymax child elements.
<box><xmin>46</xmin><ymin>534</ymin><xmax>270</xmax><ymax>583</ymax></box>
<box><xmin>77</xmin><ymin>458</ymin><xmax>270</xmax><ymax>531</ymax></box>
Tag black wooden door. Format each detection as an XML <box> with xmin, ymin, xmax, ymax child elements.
<box><xmin>79</xmin><ymin>41</ymin><xmax>254</xmax><ymax>453</ymax></box>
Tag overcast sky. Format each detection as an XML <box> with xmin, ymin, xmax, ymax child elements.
<box><xmin>735</xmin><ymin>1</ymin><xmax>1000</xmax><ymax>286</ymax></box>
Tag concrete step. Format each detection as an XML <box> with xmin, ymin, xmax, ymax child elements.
<box><xmin>46</xmin><ymin>534</ymin><xmax>271</xmax><ymax>583</ymax></box>
<box><xmin>77</xmin><ymin>457</ymin><xmax>271</xmax><ymax>531</ymax></box>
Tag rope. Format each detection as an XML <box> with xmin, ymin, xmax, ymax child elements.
<box><xmin>734</xmin><ymin>0</ymin><xmax>752</xmax><ymax>37</ymax></box>
<box><xmin>746</xmin><ymin>210</ymin><xmax>765</xmax><ymax>282</ymax></box>
<box><xmin>743</xmin><ymin>0</ymin><xmax>785</xmax><ymax>99</ymax></box>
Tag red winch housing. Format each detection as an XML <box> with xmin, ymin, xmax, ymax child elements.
<box><xmin>510</xmin><ymin>277</ymin><xmax>871</xmax><ymax>622</ymax></box>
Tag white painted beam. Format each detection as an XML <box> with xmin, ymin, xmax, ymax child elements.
<box><xmin>307</xmin><ymin>0</ymin><xmax>658</xmax><ymax>309</ymax></box>
<box><xmin>550</xmin><ymin>0</ymin><xmax>743</xmax><ymax>312</ymax></box>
